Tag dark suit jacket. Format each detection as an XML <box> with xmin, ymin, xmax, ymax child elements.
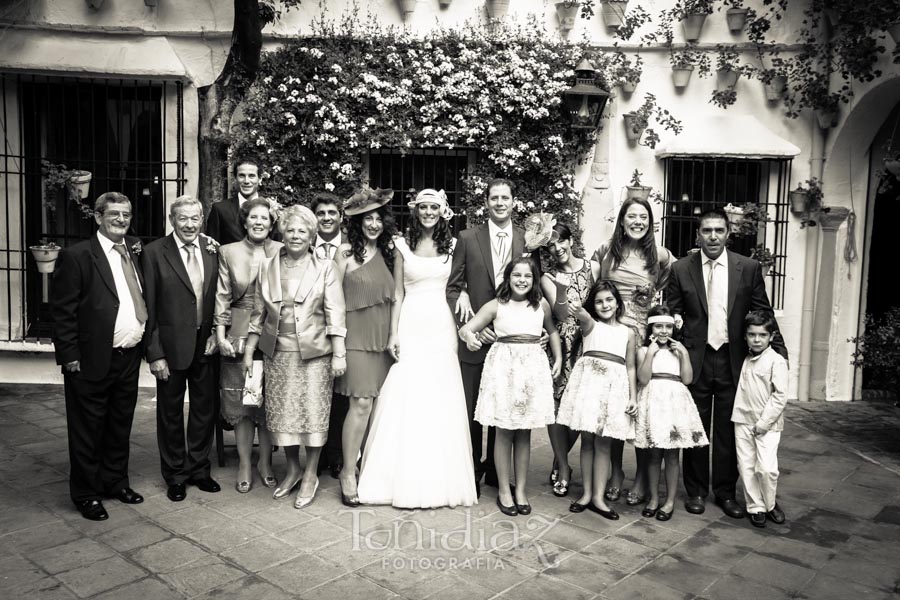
<box><xmin>51</xmin><ymin>234</ymin><xmax>145</xmax><ymax>382</ymax></box>
<box><xmin>666</xmin><ymin>250</ymin><xmax>787</xmax><ymax>385</ymax></box>
<box><xmin>142</xmin><ymin>234</ymin><xmax>218</xmax><ymax>370</ymax></box>
<box><xmin>205</xmin><ymin>196</ymin><xmax>243</xmax><ymax>246</ymax></box>
<box><xmin>447</xmin><ymin>223</ymin><xmax>526</xmax><ymax>364</ymax></box>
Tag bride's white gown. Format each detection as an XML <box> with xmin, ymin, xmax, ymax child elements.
<box><xmin>357</xmin><ymin>237</ymin><xmax>477</xmax><ymax>508</ymax></box>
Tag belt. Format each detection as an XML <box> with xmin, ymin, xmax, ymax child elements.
<box><xmin>582</xmin><ymin>350</ymin><xmax>626</xmax><ymax>365</ymax></box>
<box><xmin>112</xmin><ymin>345</ymin><xmax>139</xmax><ymax>355</ymax></box>
<box><xmin>496</xmin><ymin>335</ymin><xmax>541</xmax><ymax>344</ymax></box>
<box><xmin>651</xmin><ymin>373</ymin><xmax>682</xmax><ymax>383</ymax></box>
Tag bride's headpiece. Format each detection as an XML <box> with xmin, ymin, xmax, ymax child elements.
<box><xmin>408</xmin><ymin>188</ymin><xmax>455</xmax><ymax>221</ymax></box>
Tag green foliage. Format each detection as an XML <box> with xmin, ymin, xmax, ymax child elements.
<box><xmin>625</xmin><ymin>93</ymin><xmax>683</xmax><ymax>149</ymax></box>
<box><xmin>41</xmin><ymin>161</ymin><xmax>93</xmax><ymax>219</ymax></box>
<box><xmin>850</xmin><ymin>307</ymin><xmax>900</xmax><ymax>399</ymax></box>
<box><xmin>233</xmin><ymin>12</ymin><xmax>615</xmax><ymax>228</ymax></box>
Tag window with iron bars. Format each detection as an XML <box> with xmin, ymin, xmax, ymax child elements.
<box><xmin>0</xmin><ymin>74</ymin><xmax>186</xmax><ymax>341</ymax></box>
<box><xmin>661</xmin><ymin>157</ymin><xmax>790</xmax><ymax>309</ymax></box>
<box><xmin>367</xmin><ymin>147</ymin><xmax>477</xmax><ymax>234</ymax></box>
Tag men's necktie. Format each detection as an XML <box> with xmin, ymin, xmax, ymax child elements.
<box><xmin>112</xmin><ymin>244</ymin><xmax>148</xmax><ymax>322</ymax></box>
<box><xmin>184</xmin><ymin>244</ymin><xmax>204</xmax><ymax>327</ymax></box>
<box><xmin>706</xmin><ymin>259</ymin><xmax>728</xmax><ymax>350</ymax></box>
<box><xmin>495</xmin><ymin>231</ymin><xmax>509</xmax><ymax>286</ymax></box>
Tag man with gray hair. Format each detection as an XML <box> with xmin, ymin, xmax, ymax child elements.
<box><xmin>51</xmin><ymin>192</ymin><xmax>147</xmax><ymax>521</ymax></box>
<box><xmin>142</xmin><ymin>196</ymin><xmax>221</xmax><ymax>502</ymax></box>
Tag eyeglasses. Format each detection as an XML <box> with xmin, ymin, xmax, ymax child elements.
<box><xmin>103</xmin><ymin>210</ymin><xmax>132</xmax><ymax>220</ymax></box>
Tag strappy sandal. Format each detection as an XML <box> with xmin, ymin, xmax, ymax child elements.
<box><xmin>549</xmin><ymin>468</ymin><xmax>559</xmax><ymax>485</ymax></box>
<box><xmin>552</xmin><ymin>479</ymin><xmax>569</xmax><ymax>497</ymax></box>
<box><xmin>626</xmin><ymin>490</ymin><xmax>646</xmax><ymax>506</ymax></box>
<box><xmin>604</xmin><ymin>486</ymin><xmax>621</xmax><ymax>502</ymax></box>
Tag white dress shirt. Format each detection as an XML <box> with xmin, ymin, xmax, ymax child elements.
<box><xmin>96</xmin><ymin>232</ymin><xmax>145</xmax><ymax>348</ymax></box>
<box><xmin>732</xmin><ymin>346</ymin><xmax>789</xmax><ymax>432</ymax></box>
<box><xmin>314</xmin><ymin>234</ymin><xmax>339</xmax><ymax>261</ymax></box>
<box><xmin>488</xmin><ymin>219</ymin><xmax>513</xmax><ymax>288</ymax></box>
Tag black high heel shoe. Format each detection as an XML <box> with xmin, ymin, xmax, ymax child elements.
<box><xmin>587</xmin><ymin>503</ymin><xmax>619</xmax><ymax>520</ymax></box>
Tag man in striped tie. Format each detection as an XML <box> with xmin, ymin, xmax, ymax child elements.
<box><xmin>142</xmin><ymin>196</ymin><xmax>220</xmax><ymax>503</ymax></box>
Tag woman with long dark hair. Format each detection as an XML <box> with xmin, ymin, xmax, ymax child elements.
<box><xmin>333</xmin><ymin>187</ymin><xmax>397</xmax><ymax>507</ymax></box>
<box><xmin>590</xmin><ymin>197</ymin><xmax>673</xmax><ymax>506</ymax></box>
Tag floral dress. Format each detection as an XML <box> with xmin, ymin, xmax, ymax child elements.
<box><xmin>546</xmin><ymin>259</ymin><xmax>594</xmax><ymax>405</ymax></box>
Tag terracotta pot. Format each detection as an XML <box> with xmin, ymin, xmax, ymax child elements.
<box><xmin>884</xmin><ymin>158</ymin><xmax>900</xmax><ymax>177</ymax></box>
<box><xmin>556</xmin><ymin>2</ymin><xmax>580</xmax><ymax>32</ymax></box>
<box><xmin>69</xmin><ymin>170</ymin><xmax>92</xmax><ymax>200</ymax></box>
<box><xmin>887</xmin><ymin>21</ymin><xmax>900</xmax><ymax>44</ymax></box>
<box><xmin>621</xmin><ymin>79</ymin><xmax>638</xmax><ymax>93</ymax></box>
<box><xmin>486</xmin><ymin>0</ymin><xmax>510</xmax><ymax>19</ymax></box>
<box><xmin>716</xmin><ymin>68</ymin><xmax>739</xmax><ymax>91</ymax></box>
<box><xmin>625</xmin><ymin>186</ymin><xmax>651</xmax><ymax>201</ymax></box>
<box><xmin>601</xmin><ymin>0</ymin><xmax>628</xmax><ymax>28</ymax></box>
<box><xmin>30</xmin><ymin>247</ymin><xmax>60</xmax><ymax>274</ymax></box>
<box><xmin>681</xmin><ymin>13</ymin><xmax>708</xmax><ymax>42</ymax></box>
<box><xmin>726</xmin><ymin>8</ymin><xmax>749</xmax><ymax>32</ymax></box>
<box><xmin>622</xmin><ymin>112</ymin><xmax>645</xmax><ymax>142</ymax></box>
<box><xmin>789</xmin><ymin>190</ymin><xmax>809</xmax><ymax>214</ymax></box>
<box><xmin>398</xmin><ymin>0</ymin><xmax>417</xmax><ymax>20</ymax></box>
<box><xmin>671</xmin><ymin>65</ymin><xmax>694</xmax><ymax>88</ymax></box>
<box><xmin>815</xmin><ymin>106</ymin><xmax>838</xmax><ymax>129</ymax></box>
<box><xmin>763</xmin><ymin>76</ymin><xmax>786</xmax><ymax>101</ymax></box>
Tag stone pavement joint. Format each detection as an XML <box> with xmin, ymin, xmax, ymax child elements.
<box><xmin>1</xmin><ymin>383</ymin><xmax>899</xmax><ymax>599</ymax></box>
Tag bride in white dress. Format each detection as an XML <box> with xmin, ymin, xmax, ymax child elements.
<box><xmin>358</xmin><ymin>189</ymin><xmax>477</xmax><ymax>508</ymax></box>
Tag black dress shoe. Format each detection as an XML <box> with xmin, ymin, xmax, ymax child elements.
<box><xmin>587</xmin><ymin>503</ymin><xmax>619</xmax><ymax>520</ymax></box>
<box><xmin>569</xmin><ymin>501</ymin><xmax>589</xmax><ymax>513</ymax></box>
<box><xmin>75</xmin><ymin>499</ymin><xmax>109</xmax><ymax>521</ymax></box>
<box><xmin>111</xmin><ymin>487</ymin><xmax>144</xmax><ymax>504</ymax></box>
<box><xmin>167</xmin><ymin>483</ymin><xmax>187</xmax><ymax>502</ymax></box>
<box><xmin>516</xmin><ymin>503</ymin><xmax>532</xmax><ymax>515</ymax></box>
<box><xmin>750</xmin><ymin>512</ymin><xmax>767</xmax><ymax>528</ymax></box>
<box><xmin>714</xmin><ymin>496</ymin><xmax>746</xmax><ymax>519</ymax></box>
<box><xmin>684</xmin><ymin>496</ymin><xmax>706</xmax><ymax>514</ymax></box>
<box><xmin>767</xmin><ymin>503</ymin><xmax>786</xmax><ymax>524</ymax></box>
<box><xmin>496</xmin><ymin>496</ymin><xmax>518</xmax><ymax>516</ymax></box>
<box><xmin>655</xmin><ymin>508</ymin><xmax>673</xmax><ymax>521</ymax></box>
<box><xmin>189</xmin><ymin>477</ymin><xmax>221</xmax><ymax>493</ymax></box>
<box><xmin>483</xmin><ymin>470</ymin><xmax>499</xmax><ymax>488</ymax></box>
<box><xmin>641</xmin><ymin>506</ymin><xmax>658</xmax><ymax>518</ymax></box>
<box><xmin>329</xmin><ymin>463</ymin><xmax>343</xmax><ymax>480</ymax></box>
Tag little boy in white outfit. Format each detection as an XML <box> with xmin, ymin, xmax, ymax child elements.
<box><xmin>731</xmin><ymin>310</ymin><xmax>789</xmax><ymax>528</ymax></box>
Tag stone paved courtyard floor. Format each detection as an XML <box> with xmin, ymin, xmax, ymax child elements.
<box><xmin>1</xmin><ymin>383</ymin><xmax>899</xmax><ymax>599</ymax></box>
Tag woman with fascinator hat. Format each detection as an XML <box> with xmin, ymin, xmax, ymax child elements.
<box><xmin>357</xmin><ymin>189</ymin><xmax>477</xmax><ymax>508</ymax></box>
<box><xmin>333</xmin><ymin>186</ymin><xmax>397</xmax><ymax>506</ymax></box>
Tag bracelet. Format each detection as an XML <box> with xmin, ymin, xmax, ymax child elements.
<box><xmin>555</xmin><ymin>299</ymin><xmax>567</xmax><ymax>305</ymax></box>
<box><xmin>333</xmin><ymin>353</ymin><xmax>347</xmax><ymax>359</ymax></box>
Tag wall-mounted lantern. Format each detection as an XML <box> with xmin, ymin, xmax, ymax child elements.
<box><xmin>562</xmin><ymin>59</ymin><xmax>610</xmax><ymax>131</ymax></box>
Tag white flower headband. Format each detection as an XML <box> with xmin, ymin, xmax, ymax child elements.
<box><xmin>647</xmin><ymin>315</ymin><xmax>675</xmax><ymax>325</ymax></box>
<box><xmin>408</xmin><ymin>188</ymin><xmax>455</xmax><ymax>221</ymax></box>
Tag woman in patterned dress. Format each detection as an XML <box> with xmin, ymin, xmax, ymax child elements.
<box><xmin>243</xmin><ymin>205</ymin><xmax>347</xmax><ymax>509</ymax></box>
<box><xmin>540</xmin><ymin>223</ymin><xmax>600</xmax><ymax>497</ymax></box>
<box><xmin>590</xmin><ymin>197</ymin><xmax>673</xmax><ymax>506</ymax></box>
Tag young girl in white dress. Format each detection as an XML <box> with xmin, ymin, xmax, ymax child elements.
<box><xmin>557</xmin><ymin>280</ymin><xmax>636</xmax><ymax>520</ymax></box>
<box><xmin>459</xmin><ymin>256</ymin><xmax>562</xmax><ymax>516</ymax></box>
<box><xmin>634</xmin><ymin>305</ymin><xmax>708</xmax><ymax>521</ymax></box>
<box><xmin>357</xmin><ymin>189</ymin><xmax>477</xmax><ymax>508</ymax></box>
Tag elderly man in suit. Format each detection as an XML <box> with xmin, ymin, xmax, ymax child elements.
<box><xmin>206</xmin><ymin>156</ymin><xmax>262</xmax><ymax>246</ymax></box>
<box><xmin>311</xmin><ymin>192</ymin><xmax>351</xmax><ymax>479</ymax></box>
<box><xmin>51</xmin><ymin>192</ymin><xmax>146</xmax><ymax>521</ymax></box>
<box><xmin>667</xmin><ymin>207</ymin><xmax>787</xmax><ymax>519</ymax></box>
<box><xmin>447</xmin><ymin>178</ymin><xmax>527</xmax><ymax>490</ymax></box>
<box><xmin>143</xmin><ymin>196</ymin><xmax>220</xmax><ymax>502</ymax></box>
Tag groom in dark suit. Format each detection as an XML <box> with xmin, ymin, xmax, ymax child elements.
<box><xmin>447</xmin><ymin>178</ymin><xmax>527</xmax><ymax>490</ymax></box>
<box><xmin>206</xmin><ymin>156</ymin><xmax>262</xmax><ymax>246</ymax></box>
<box><xmin>51</xmin><ymin>192</ymin><xmax>147</xmax><ymax>520</ymax></box>
<box><xmin>667</xmin><ymin>207</ymin><xmax>787</xmax><ymax>519</ymax></box>
<box><xmin>142</xmin><ymin>196</ymin><xmax>220</xmax><ymax>502</ymax></box>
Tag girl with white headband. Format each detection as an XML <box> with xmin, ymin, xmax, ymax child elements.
<box><xmin>633</xmin><ymin>304</ymin><xmax>708</xmax><ymax>522</ymax></box>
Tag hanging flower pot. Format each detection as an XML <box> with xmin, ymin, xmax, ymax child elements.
<box><xmin>486</xmin><ymin>0</ymin><xmax>510</xmax><ymax>19</ymax></box>
<box><xmin>398</xmin><ymin>0</ymin><xmax>417</xmax><ymax>20</ymax></box>
<box><xmin>556</xmin><ymin>2</ymin><xmax>580</xmax><ymax>32</ymax></box>
<box><xmin>815</xmin><ymin>106</ymin><xmax>838</xmax><ymax>129</ymax></box>
<box><xmin>30</xmin><ymin>244</ymin><xmax>61</xmax><ymax>274</ymax></box>
<box><xmin>681</xmin><ymin>13</ymin><xmax>708</xmax><ymax>42</ymax></box>
<box><xmin>69</xmin><ymin>170</ymin><xmax>92</xmax><ymax>199</ymax></box>
<box><xmin>621</xmin><ymin>79</ymin><xmax>638</xmax><ymax>94</ymax></box>
<box><xmin>601</xmin><ymin>0</ymin><xmax>628</xmax><ymax>28</ymax></box>
<box><xmin>716</xmin><ymin>68</ymin><xmax>739</xmax><ymax>91</ymax></box>
<box><xmin>789</xmin><ymin>189</ymin><xmax>809</xmax><ymax>214</ymax></box>
<box><xmin>671</xmin><ymin>64</ymin><xmax>694</xmax><ymax>88</ymax></box>
<box><xmin>763</xmin><ymin>75</ymin><xmax>786</xmax><ymax>101</ymax></box>
<box><xmin>622</xmin><ymin>112</ymin><xmax>646</xmax><ymax>142</ymax></box>
<box><xmin>625</xmin><ymin>185</ymin><xmax>652</xmax><ymax>201</ymax></box>
<box><xmin>723</xmin><ymin>203</ymin><xmax>745</xmax><ymax>234</ymax></box>
<box><xmin>887</xmin><ymin>21</ymin><xmax>900</xmax><ymax>44</ymax></box>
<box><xmin>725</xmin><ymin>8</ymin><xmax>749</xmax><ymax>32</ymax></box>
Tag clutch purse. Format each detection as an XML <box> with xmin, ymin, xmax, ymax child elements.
<box><xmin>242</xmin><ymin>360</ymin><xmax>264</xmax><ymax>407</ymax></box>
<box><xmin>227</xmin><ymin>307</ymin><xmax>252</xmax><ymax>355</ymax></box>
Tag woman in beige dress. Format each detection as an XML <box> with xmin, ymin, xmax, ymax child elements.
<box><xmin>243</xmin><ymin>205</ymin><xmax>347</xmax><ymax>509</ymax></box>
<box><xmin>214</xmin><ymin>198</ymin><xmax>281</xmax><ymax>493</ymax></box>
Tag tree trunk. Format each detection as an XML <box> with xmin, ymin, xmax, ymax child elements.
<box><xmin>197</xmin><ymin>0</ymin><xmax>264</xmax><ymax>215</ymax></box>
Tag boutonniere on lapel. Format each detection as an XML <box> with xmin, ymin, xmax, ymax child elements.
<box><xmin>204</xmin><ymin>236</ymin><xmax>219</xmax><ymax>255</ymax></box>
<box><xmin>130</xmin><ymin>241</ymin><xmax>142</xmax><ymax>256</ymax></box>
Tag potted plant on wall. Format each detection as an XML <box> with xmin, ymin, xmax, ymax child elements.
<box><xmin>750</xmin><ymin>245</ymin><xmax>775</xmax><ymax>275</ymax></box>
<box><xmin>398</xmin><ymin>0</ymin><xmax>417</xmax><ymax>20</ymax></box>
<box><xmin>723</xmin><ymin>201</ymin><xmax>769</xmax><ymax>236</ymax></box>
<box><xmin>612</xmin><ymin>50</ymin><xmax>643</xmax><ymax>93</ymax></box>
<box><xmin>555</xmin><ymin>1</ymin><xmax>582</xmax><ymax>32</ymax></box>
<box><xmin>790</xmin><ymin>177</ymin><xmax>828</xmax><ymax>227</ymax></box>
<box><xmin>675</xmin><ymin>0</ymin><xmax>714</xmax><ymax>42</ymax></box>
<box><xmin>625</xmin><ymin>169</ymin><xmax>652</xmax><ymax>200</ymax></box>
<box><xmin>721</xmin><ymin>0</ymin><xmax>750</xmax><ymax>33</ymax></box>
<box><xmin>622</xmin><ymin>92</ymin><xmax>683</xmax><ymax>149</ymax></box>
<box><xmin>29</xmin><ymin>239</ymin><xmax>61</xmax><ymax>274</ymax></box>
<box><xmin>42</xmin><ymin>160</ymin><xmax>94</xmax><ymax>219</ymax></box>
<box><xmin>669</xmin><ymin>46</ymin><xmax>710</xmax><ymax>88</ymax></box>
<box><xmin>600</xmin><ymin>0</ymin><xmax>630</xmax><ymax>29</ymax></box>
<box><xmin>485</xmin><ymin>0</ymin><xmax>510</xmax><ymax>19</ymax></box>
<box><xmin>710</xmin><ymin>44</ymin><xmax>749</xmax><ymax>108</ymax></box>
